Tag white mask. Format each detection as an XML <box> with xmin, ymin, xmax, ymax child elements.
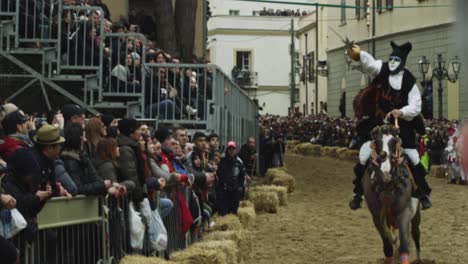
<box><xmin>388</xmin><ymin>56</ymin><xmax>402</xmax><ymax>72</ymax></box>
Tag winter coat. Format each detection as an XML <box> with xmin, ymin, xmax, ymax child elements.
<box><xmin>0</xmin><ymin>135</ymin><xmax>32</xmax><ymax>159</ymax></box>
<box><xmin>2</xmin><ymin>174</ymin><xmax>45</xmax><ymax>241</ymax></box>
<box><xmin>60</xmin><ymin>149</ymin><xmax>107</xmax><ymax>196</ymax></box>
<box><xmin>238</xmin><ymin>144</ymin><xmax>256</xmax><ymax>175</ymax></box>
<box><xmin>32</xmin><ymin>149</ymin><xmax>60</xmax><ymax>197</ymax></box>
<box><xmin>94</xmin><ymin>158</ymin><xmax>136</xmax><ymax>192</ymax></box>
<box><xmin>54</xmin><ymin>158</ymin><xmax>78</xmax><ymax>195</ymax></box>
<box><xmin>216</xmin><ymin>155</ymin><xmax>246</xmax><ymax>192</ymax></box>
<box><xmin>117</xmin><ymin>134</ymin><xmax>145</xmax><ymax>202</ymax></box>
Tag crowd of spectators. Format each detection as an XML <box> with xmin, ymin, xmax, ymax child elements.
<box><xmin>260</xmin><ymin>112</ymin><xmax>468</xmax><ymax>182</ymax></box>
<box><xmin>14</xmin><ymin>0</ymin><xmax>212</xmax><ymax>120</ymax></box>
<box><xmin>0</xmin><ymin>101</ymin><xmax>257</xmax><ymax>263</ymax></box>
<box><xmin>257</xmin><ymin>7</ymin><xmax>310</xmax><ymax>17</ymax></box>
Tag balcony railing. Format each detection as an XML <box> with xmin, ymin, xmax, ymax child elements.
<box><xmin>232</xmin><ymin>70</ymin><xmax>258</xmax><ymax>88</ymax></box>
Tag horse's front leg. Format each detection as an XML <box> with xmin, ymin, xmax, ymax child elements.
<box><xmin>371</xmin><ymin>215</ymin><xmax>394</xmax><ymax>263</ymax></box>
<box><xmin>397</xmin><ymin>207</ymin><xmax>413</xmax><ymax>264</ymax></box>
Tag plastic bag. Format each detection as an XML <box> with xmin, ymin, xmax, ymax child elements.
<box><xmin>140</xmin><ymin>199</ymin><xmax>168</xmax><ymax>251</ymax></box>
<box><xmin>128</xmin><ymin>202</ymin><xmax>145</xmax><ymax>250</ymax></box>
<box><xmin>0</xmin><ymin>209</ymin><xmax>27</xmax><ymax>239</ymax></box>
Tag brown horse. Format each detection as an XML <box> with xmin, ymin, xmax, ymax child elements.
<box><xmin>362</xmin><ymin>126</ymin><xmax>422</xmax><ymax>264</ymax></box>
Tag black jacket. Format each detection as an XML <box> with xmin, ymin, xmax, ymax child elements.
<box><xmin>33</xmin><ymin>149</ymin><xmax>60</xmax><ymax>197</ymax></box>
<box><xmin>238</xmin><ymin>144</ymin><xmax>256</xmax><ymax>174</ymax></box>
<box><xmin>60</xmin><ymin>150</ymin><xmax>107</xmax><ymax>196</ymax></box>
<box><xmin>2</xmin><ymin>174</ymin><xmax>45</xmax><ymax>241</ymax></box>
<box><xmin>216</xmin><ymin>155</ymin><xmax>246</xmax><ymax>192</ymax></box>
<box><xmin>117</xmin><ymin>134</ymin><xmax>145</xmax><ymax>202</ymax></box>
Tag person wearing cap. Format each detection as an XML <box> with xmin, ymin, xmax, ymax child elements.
<box><xmin>0</xmin><ymin>110</ymin><xmax>34</xmax><ymax>159</ymax></box>
<box><xmin>216</xmin><ymin>141</ymin><xmax>246</xmax><ymax>216</ymax></box>
<box><xmin>117</xmin><ymin>119</ymin><xmax>146</xmax><ymax>203</ymax></box>
<box><xmin>32</xmin><ymin>125</ymin><xmax>72</xmax><ymax>199</ymax></box>
<box><xmin>61</xmin><ymin>104</ymin><xmax>86</xmax><ymax>127</ymax></box>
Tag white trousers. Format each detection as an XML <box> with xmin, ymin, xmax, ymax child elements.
<box><xmin>359</xmin><ymin>140</ymin><xmax>420</xmax><ymax>166</ymax></box>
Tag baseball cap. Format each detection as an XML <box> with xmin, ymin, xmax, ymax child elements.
<box><xmin>227</xmin><ymin>141</ymin><xmax>237</xmax><ymax>149</ymax></box>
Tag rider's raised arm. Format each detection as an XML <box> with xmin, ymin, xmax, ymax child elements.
<box><xmin>359</xmin><ymin>51</ymin><xmax>382</xmax><ymax>80</ymax></box>
<box><xmin>400</xmin><ymin>84</ymin><xmax>422</xmax><ymax>121</ymax></box>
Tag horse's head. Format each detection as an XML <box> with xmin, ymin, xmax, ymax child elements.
<box><xmin>370</xmin><ymin>126</ymin><xmax>406</xmax><ymax>187</ymax></box>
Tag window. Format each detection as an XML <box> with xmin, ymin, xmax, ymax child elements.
<box><xmin>377</xmin><ymin>0</ymin><xmax>383</xmax><ymax>13</ymax></box>
<box><xmin>386</xmin><ymin>0</ymin><xmax>393</xmax><ymax>10</ymax></box>
<box><xmin>355</xmin><ymin>0</ymin><xmax>360</xmax><ymax>19</ymax></box>
<box><xmin>229</xmin><ymin>10</ymin><xmax>240</xmax><ymax>16</ymax></box>
<box><xmin>236</xmin><ymin>51</ymin><xmax>251</xmax><ymax>71</ymax></box>
<box><xmin>340</xmin><ymin>0</ymin><xmax>346</xmax><ymax>25</ymax></box>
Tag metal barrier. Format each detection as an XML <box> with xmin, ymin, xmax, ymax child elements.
<box><xmin>12</xmin><ymin>195</ymin><xmax>108</xmax><ymax>264</ymax></box>
<box><xmin>211</xmin><ymin>66</ymin><xmax>259</xmax><ymax>146</ymax></box>
<box><xmin>14</xmin><ymin>0</ymin><xmax>60</xmax><ymax>46</ymax></box>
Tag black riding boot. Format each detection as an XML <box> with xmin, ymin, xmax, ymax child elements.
<box><xmin>412</xmin><ymin>162</ymin><xmax>432</xmax><ymax>210</ymax></box>
<box><xmin>349</xmin><ymin>162</ymin><xmax>366</xmax><ymax>210</ymax></box>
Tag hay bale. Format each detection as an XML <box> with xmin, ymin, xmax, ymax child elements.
<box><xmin>321</xmin><ymin>146</ymin><xmax>331</xmax><ymax>156</ymax></box>
<box><xmin>346</xmin><ymin>150</ymin><xmax>359</xmax><ymax>162</ymax></box>
<box><xmin>249</xmin><ymin>185</ymin><xmax>288</xmax><ymax>206</ymax></box>
<box><xmin>211</xmin><ymin>214</ymin><xmax>243</xmax><ymax>231</ymax></box>
<box><xmin>295</xmin><ymin>143</ymin><xmax>321</xmax><ymax>156</ymax></box>
<box><xmin>171</xmin><ymin>247</ymin><xmax>228</xmax><ymax>264</ymax></box>
<box><xmin>248</xmin><ymin>191</ymin><xmax>279</xmax><ymax>213</ymax></box>
<box><xmin>202</xmin><ymin>231</ymin><xmax>253</xmax><ymax>261</ymax></box>
<box><xmin>192</xmin><ymin>240</ymin><xmax>239</xmax><ymax>264</ymax></box>
<box><xmin>265</xmin><ymin>168</ymin><xmax>288</xmax><ymax>183</ymax></box>
<box><xmin>430</xmin><ymin>165</ymin><xmax>447</xmax><ymax>179</ymax></box>
<box><xmin>271</xmin><ymin>174</ymin><xmax>296</xmax><ymax>193</ymax></box>
<box><xmin>286</xmin><ymin>140</ymin><xmax>300</xmax><ymax>151</ymax></box>
<box><xmin>119</xmin><ymin>255</ymin><xmax>169</xmax><ymax>264</ymax></box>
<box><xmin>327</xmin><ymin>147</ymin><xmax>339</xmax><ymax>158</ymax></box>
<box><xmin>239</xmin><ymin>200</ymin><xmax>254</xmax><ymax>208</ymax></box>
<box><xmin>237</xmin><ymin>206</ymin><xmax>256</xmax><ymax>229</ymax></box>
<box><xmin>337</xmin><ymin>147</ymin><xmax>348</xmax><ymax>159</ymax></box>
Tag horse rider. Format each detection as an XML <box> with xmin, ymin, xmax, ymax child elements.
<box><xmin>347</xmin><ymin>41</ymin><xmax>432</xmax><ymax>210</ymax></box>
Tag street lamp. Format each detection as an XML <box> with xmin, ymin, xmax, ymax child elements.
<box><xmin>419</xmin><ymin>53</ymin><xmax>461</xmax><ymax>119</ymax></box>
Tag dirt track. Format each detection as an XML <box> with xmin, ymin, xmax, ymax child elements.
<box><xmin>246</xmin><ymin>155</ymin><xmax>468</xmax><ymax>264</ymax></box>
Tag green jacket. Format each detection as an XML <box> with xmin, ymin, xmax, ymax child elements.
<box><xmin>117</xmin><ymin>134</ymin><xmax>144</xmax><ymax>202</ymax></box>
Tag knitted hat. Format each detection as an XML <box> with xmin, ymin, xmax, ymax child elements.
<box><xmin>118</xmin><ymin>118</ymin><xmax>139</xmax><ymax>137</ymax></box>
<box><xmin>154</xmin><ymin>127</ymin><xmax>171</xmax><ymax>143</ymax></box>
<box><xmin>6</xmin><ymin>148</ymin><xmax>40</xmax><ymax>177</ymax></box>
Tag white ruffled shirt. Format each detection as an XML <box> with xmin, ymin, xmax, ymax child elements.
<box><xmin>359</xmin><ymin>51</ymin><xmax>422</xmax><ymax>122</ymax></box>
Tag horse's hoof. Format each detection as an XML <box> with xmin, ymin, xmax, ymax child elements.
<box><xmin>400</xmin><ymin>253</ymin><xmax>409</xmax><ymax>264</ymax></box>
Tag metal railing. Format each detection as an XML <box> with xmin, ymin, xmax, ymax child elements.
<box><xmin>7</xmin><ymin>185</ymin><xmax>198</xmax><ymax>263</ymax></box>
<box><xmin>144</xmin><ymin>63</ymin><xmax>213</xmax><ymax>123</ymax></box>
<box><xmin>104</xmin><ymin>33</ymin><xmax>147</xmax><ymax>102</ymax></box>
<box><xmin>12</xmin><ymin>195</ymin><xmax>108</xmax><ymax>264</ymax></box>
<box><xmin>233</xmin><ymin>71</ymin><xmax>258</xmax><ymax>88</ymax></box>
<box><xmin>15</xmin><ymin>0</ymin><xmax>60</xmax><ymax>46</ymax></box>
<box><xmin>0</xmin><ymin>0</ymin><xmax>16</xmax><ymax>16</ymax></box>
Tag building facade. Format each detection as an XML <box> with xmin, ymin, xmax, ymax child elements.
<box><xmin>207</xmin><ymin>0</ymin><xmax>314</xmax><ymax>115</ymax></box>
<box><xmin>323</xmin><ymin>0</ymin><xmax>462</xmax><ymax>119</ymax></box>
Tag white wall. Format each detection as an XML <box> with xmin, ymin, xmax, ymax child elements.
<box><xmin>209</xmin><ymin>33</ymin><xmax>293</xmax><ymax>87</ymax></box>
<box><xmin>256</xmin><ymin>91</ymin><xmax>290</xmax><ymax>115</ymax></box>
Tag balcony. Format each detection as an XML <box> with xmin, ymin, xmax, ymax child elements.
<box><xmin>233</xmin><ymin>70</ymin><xmax>258</xmax><ymax>88</ymax></box>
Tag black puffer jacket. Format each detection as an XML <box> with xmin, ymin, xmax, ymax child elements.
<box><xmin>60</xmin><ymin>150</ymin><xmax>107</xmax><ymax>195</ymax></box>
